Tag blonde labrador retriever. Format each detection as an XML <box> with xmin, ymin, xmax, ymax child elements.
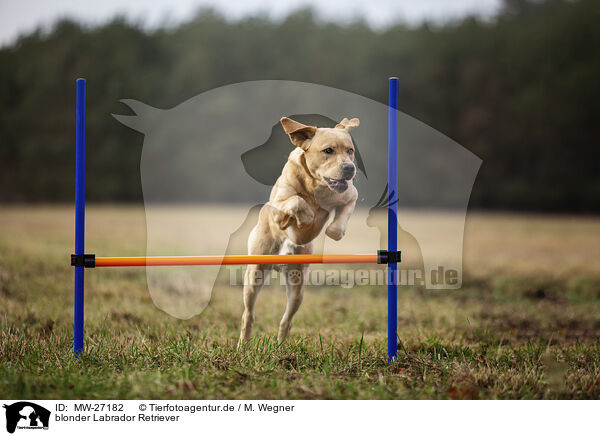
<box><xmin>239</xmin><ymin>116</ymin><xmax>360</xmax><ymax>344</ymax></box>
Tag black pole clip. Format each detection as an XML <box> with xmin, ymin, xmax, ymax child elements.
<box><xmin>377</xmin><ymin>250</ymin><xmax>401</xmax><ymax>264</ymax></box>
<box><xmin>71</xmin><ymin>254</ymin><xmax>96</xmax><ymax>268</ymax></box>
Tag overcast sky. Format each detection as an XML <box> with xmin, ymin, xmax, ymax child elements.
<box><xmin>0</xmin><ymin>0</ymin><xmax>502</xmax><ymax>46</ymax></box>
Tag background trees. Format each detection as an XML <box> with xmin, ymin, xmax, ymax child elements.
<box><xmin>1</xmin><ymin>0</ymin><xmax>598</xmax><ymax>212</ymax></box>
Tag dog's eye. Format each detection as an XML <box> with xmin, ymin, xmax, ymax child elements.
<box><xmin>323</xmin><ymin>147</ymin><xmax>334</xmax><ymax>154</ymax></box>
<box><xmin>348</xmin><ymin>149</ymin><xmax>354</xmax><ymax>155</ymax></box>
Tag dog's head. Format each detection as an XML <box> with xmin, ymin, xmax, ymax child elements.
<box><xmin>280</xmin><ymin>116</ymin><xmax>359</xmax><ymax>193</ymax></box>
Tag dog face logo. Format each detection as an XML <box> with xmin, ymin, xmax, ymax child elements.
<box><xmin>3</xmin><ymin>402</ymin><xmax>50</xmax><ymax>434</ymax></box>
<box><xmin>286</xmin><ymin>269</ymin><xmax>303</xmax><ymax>286</ymax></box>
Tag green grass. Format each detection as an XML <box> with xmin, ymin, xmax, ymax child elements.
<box><xmin>1</xmin><ymin>206</ymin><xmax>599</xmax><ymax>399</ymax></box>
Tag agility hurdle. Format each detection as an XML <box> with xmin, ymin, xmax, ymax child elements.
<box><xmin>71</xmin><ymin>78</ymin><xmax>401</xmax><ymax>361</ymax></box>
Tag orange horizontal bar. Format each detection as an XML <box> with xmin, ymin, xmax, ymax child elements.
<box><xmin>94</xmin><ymin>254</ymin><xmax>378</xmax><ymax>267</ymax></box>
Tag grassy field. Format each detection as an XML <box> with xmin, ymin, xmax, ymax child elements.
<box><xmin>1</xmin><ymin>206</ymin><xmax>599</xmax><ymax>399</ymax></box>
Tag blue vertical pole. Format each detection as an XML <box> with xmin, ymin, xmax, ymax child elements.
<box><xmin>74</xmin><ymin>78</ymin><xmax>86</xmax><ymax>356</ymax></box>
<box><xmin>387</xmin><ymin>77</ymin><xmax>399</xmax><ymax>362</ymax></box>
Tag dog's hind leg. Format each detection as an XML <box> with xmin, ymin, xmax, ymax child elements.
<box><xmin>277</xmin><ymin>241</ymin><xmax>312</xmax><ymax>343</ymax></box>
<box><xmin>277</xmin><ymin>263</ymin><xmax>307</xmax><ymax>343</ymax></box>
<box><xmin>239</xmin><ymin>263</ymin><xmax>272</xmax><ymax>346</ymax></box>
<box><xmin>241</xmin><ymin>266</ymin><xmax>272</xmax><ymax>342</ymax></box>
<box><xmin>238</xmin><ymin>265</ymin><xmax>271</xmax><ymax>345</ymax></box>
<box><xmin>239</xmin><ymin>220</ymin><xmax>276</xmax><ymax>346</ymax></box>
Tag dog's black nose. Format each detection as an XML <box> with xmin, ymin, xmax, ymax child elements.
<box><xmin>341</xmin><ymin>163</ymin><xmax>355</xmax><ymax>180</ymax></box>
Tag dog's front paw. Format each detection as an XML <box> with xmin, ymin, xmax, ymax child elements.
<box><xmin>273</xmin><ymin>209</ymin><xmax>294</xmax><ymax>229</ymax></box>
<box><xmin>295</xmin><ymin>208</ymin><xmax>315</xmax><ymax>227</ymax></box>
<box><xmin>326</xmin><ymin>224</ymin><xmax>345</xmax><ymax>241</ymax></box>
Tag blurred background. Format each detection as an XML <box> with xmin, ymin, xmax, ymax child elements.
<box><xmin>0</xmin><ymin>0</ymin><xmax>598</xmax><ymax>212</ymax></box>
<box><xmin>1</xmin><ymin>0</ymin><xmax>600</xmax><ymax>400</ymax></box>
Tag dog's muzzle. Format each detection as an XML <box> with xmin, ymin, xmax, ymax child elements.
<box><xmin>324</xmin><ymin>164</ymin><xmax>355</xmax><ymax>193</ymax></box>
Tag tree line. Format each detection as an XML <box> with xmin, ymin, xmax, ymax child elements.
<box><xmin>0</xmin><ymin>0</ymin><xmax>598</xmax><ymax>212</ymax></box>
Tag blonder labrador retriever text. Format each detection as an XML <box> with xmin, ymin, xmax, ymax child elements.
<box><xmin>239</xmin><ymin>116</ymin><xmax>360</xmax><ymax>344</ymax></box>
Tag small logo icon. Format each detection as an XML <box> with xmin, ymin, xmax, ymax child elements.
<box><xmin>3</xmin><ymin>402</ymin><xmax>50</xmax><ymax>434</ymax></box>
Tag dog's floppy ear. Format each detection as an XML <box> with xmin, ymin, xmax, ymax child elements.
<box><xmin>335</xmin><ymin>117</ymin><xmax>360</xmax><ymax>131</ymax></box>
<box><xmin>280</xmin><ymin>117</ymin><xmax>317</xmax><ymax>150</ymax></box>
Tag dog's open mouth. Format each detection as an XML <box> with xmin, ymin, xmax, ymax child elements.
<box><xmin>324</xmin><ymin>177</ymin><xmax>349</xmax><ymax>193</ymax></box>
